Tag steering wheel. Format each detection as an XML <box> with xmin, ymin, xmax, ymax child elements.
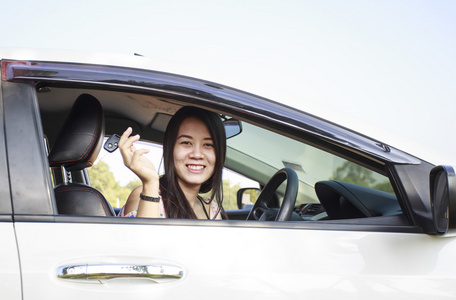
<box><xmin>247</xmin><ymin>168</ymin><xmax>298</xmax><ymax>221</ymax></box>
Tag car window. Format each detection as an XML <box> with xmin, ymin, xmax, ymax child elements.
<box><xmin>90</xmin><ymin>117</ymin><xmax>399</xmax><ymax>221</ymax></box>
<box><xmin>225</xmin><ymin>121</ymin><xmax>399</xmax><ymax>218</ymax></box>
<box><xmin>34</xmin><ymin>84</ymin><xmax>400</xmax><ymax>222</ymax></box>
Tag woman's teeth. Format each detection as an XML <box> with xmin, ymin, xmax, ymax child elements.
<box><xmin>188</xmin><ymin>165</ymin><xmax>204</xmax><ymax>170</ymax></box>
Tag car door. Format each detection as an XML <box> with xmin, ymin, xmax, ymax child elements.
<box><xmin>0</xmin><ymin>85</ymin><xmax>21</xmax><ymax>299</ymax></box>
<box><xmin>5</xmin><ymin>80</ymin><xmax>456</xmax><ymax>300</ymax></box>
<box><xmin>13</xmin><ymin>215</ymin><xmax>456</xmax><ymax>299</ymax></box>
<box><xmin>0</xmin><ymin>223</ymin><xmax>21</xmax><ymax>299</ymax></box>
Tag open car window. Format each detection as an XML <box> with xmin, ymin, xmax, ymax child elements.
<box><xmin>31</xmin><ymin>77</ymin><xmax>401</xmax><ymax>224</ymax></box>
<box><xmin>87</xmin><ymin>118</ymin><xmax>399</xmax><ymax>222</ymax></box>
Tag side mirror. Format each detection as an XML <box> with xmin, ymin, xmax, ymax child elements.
<box><xmin>223</xmin><ymin>119</ymin><xmax>242</xmax><ymax>139</ymax></box>
<box><xmin>236</xmin><ymin>188</ymin><xmax>260</xmax><ymax>209</ymax></box>
<box><xmin>430</xmin><ymin>165</ymin><xmax>456</xmax><ymax>236</ymax></box>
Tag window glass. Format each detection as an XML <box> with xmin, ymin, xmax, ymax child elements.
<box><xmin>226</xmin><ymin>122</ymin><xmax>396</xmax><ymax>208</ymax></box>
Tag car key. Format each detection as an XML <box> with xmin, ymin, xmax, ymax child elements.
<box><xmin>104</xmin><ymin>134</ymin><xmax>121</xmax><ymax>152</ymax></box>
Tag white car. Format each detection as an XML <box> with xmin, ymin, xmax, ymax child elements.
<box><xmin>1</xmin><ymin>49</ymin><xmax>455</xmax><ymax>299</ymax></box>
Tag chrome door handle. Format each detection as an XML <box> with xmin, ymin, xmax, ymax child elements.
<box><xmin>57</xmin><ymin>264</ymin><xmax>184</xmax><ymax>284</ymax></box>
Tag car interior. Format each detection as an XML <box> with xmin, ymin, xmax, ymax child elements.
<box><xmin>37</xmin><ymin>86</ymin><xmax>405</xmax><ymax>224</ymax></box>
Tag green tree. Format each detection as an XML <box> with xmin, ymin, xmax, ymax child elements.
<box><xmin>332</xmin><ymin>162</ymin><xmax>375</xmax><ymax>186</ymax></box>
<box><xmin>222</xmin><ymin>180</ymin><xmax>241</xmax><ymax>210</ymax></box>
<box><xmin>373</xmin><ymin>181</ymin><xmax>394</xmax><ymax>194</ymax></box>
<box><xmin>126</xmin><ymin>180</ymin><xmax>142</xmax><ymax>191</ymax></box>
<box><xmin>87</xmin><ymin>161</ymin><xmax>133</xmax><ymax>208</ymax></box>
<box><xmin>199</xmin><ymin>180</ymin><xmax>242</xmax><ymax>210</ymax></box>
<box><xmin>332</xmin><ymin>161</ymin><xmax>394</xmax><ymax>193</ymax></box>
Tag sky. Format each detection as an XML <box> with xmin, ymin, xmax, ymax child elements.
<box><xmin>2</xmin><ymin>0</ymin><xmax>456</xmax><ymax>170</ymax></box>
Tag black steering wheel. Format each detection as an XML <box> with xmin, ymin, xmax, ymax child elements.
<box><xmin>247</xmin><ymin>168</ymin><xmax>298</xmax><ymax>221</ymax></box>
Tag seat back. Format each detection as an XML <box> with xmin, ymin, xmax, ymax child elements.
<box><xmin>49</xmin><ymin>94</ymin><xmax>115</xmax><ymax>216</ymax></box>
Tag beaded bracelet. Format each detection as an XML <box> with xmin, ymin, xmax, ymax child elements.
<box><xmin>139</xmin><ymin>193</ymin><xmax>160</xmax><ymax>202</ymax></box>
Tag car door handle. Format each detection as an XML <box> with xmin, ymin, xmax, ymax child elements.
<box><xmin>57</xmin><ymin>264</ymin><xmax>184</xmax><ymax>284</ymax></box>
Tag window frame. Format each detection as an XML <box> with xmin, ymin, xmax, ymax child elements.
<box><xmin>1</xmin><ymin>60</ymin><xmax>432</xmax><ymax>233</ymax></box>
<box><xmin>0</xmin><ymin>78</ymin><xmax>13</xmax><ymax>218</ymax></box>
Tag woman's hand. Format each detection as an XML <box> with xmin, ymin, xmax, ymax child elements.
<box><xmin>119</xmin><ymin>128</ymin><xmax>160</xmax><ymax>218</ymax></box>
<box><xmin>118</xmin><ymin>127</ymin><xmax>159</xmax><ymax>184</ymax></box>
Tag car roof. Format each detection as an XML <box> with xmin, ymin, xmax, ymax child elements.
<box><xmin>1</xmin><ymin>48</ymin><xmax>421</xmax><ymax>165</ymax></box>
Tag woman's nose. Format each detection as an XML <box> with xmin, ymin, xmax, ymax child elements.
<box><xmin>190</xmin><ymin>146</ymin><xmax>204</xmax><ymax>158</ymax></box>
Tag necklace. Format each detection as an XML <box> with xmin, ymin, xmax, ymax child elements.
<box><xmin>197</xmin><ymin>196</ymin><xmax>210</xmax><ymax>219</ymax></box>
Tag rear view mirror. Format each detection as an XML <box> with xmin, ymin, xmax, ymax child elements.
<box><xmin>224</xmin><ymin>119</ymin><xmax>242</xmax><ymax>139</ymax></box>
<box><xmin>430</xmin><ymin>165</ymin><xmax>456</xmax><ymax>236</ymax></box>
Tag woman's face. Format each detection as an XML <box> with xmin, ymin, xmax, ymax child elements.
<box><xmin>173</xmin><ymin>116</ymin><xmax>216</xmax><ymax>191</ymax></box>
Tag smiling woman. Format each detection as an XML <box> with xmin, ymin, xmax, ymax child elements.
<box><xmin>118</xmin><ymin>106</ymin><xmax>226</xmax><ymax>220</ymax></box>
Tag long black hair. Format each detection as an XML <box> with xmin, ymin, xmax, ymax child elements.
<box><xmin>160</xmin><ymin>106</ymin><xmax>226</xmax><ymax>219</ymax></box>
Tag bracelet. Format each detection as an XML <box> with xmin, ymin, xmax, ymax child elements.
<box><xmin>139</xmin><ymin>193</ymin><xmax>160</xmax><ymax>202</ymax></box>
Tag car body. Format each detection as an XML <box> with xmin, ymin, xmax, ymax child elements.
<box><xmin>1</xmin><ymin>49</ymin><xmax>456</xmax><ymax>299</ymax></box>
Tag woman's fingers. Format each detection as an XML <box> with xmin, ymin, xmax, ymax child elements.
<box><xmin>118</xmin><ymin>127</ymin><xmax>133</xmax><ymax>147</ymax></box>
<box><xmin>130</xmin><ymin>148</ymin><xmax>158</xmax><ymax>183</ymax></box>
<box><xmin>119</xmin><ymin>128</ymin><xmax>140</xmax><ymax>151</ymax></box>
<box><xmin>118</xmin><ymin>128</ymin><xmax>157</xmax><ymax>181</ymax></box>
<box><xmin>119</xmin><ymin>127</ymin><xmax>141</xmax><ymax>166</ymax></box>
<box><xmin>131</xmin><ymin>148</ymin><xmax>150</xmax><ymax>165</ymax></box>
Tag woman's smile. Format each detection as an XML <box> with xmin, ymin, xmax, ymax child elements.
<box><xmin>187</xmin><ymin>164</ymin><xmax>206</xmax><ymax>172</ymax></box>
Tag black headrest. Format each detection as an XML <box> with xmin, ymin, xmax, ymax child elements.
<box><xmin>49</xmin><ymin>94</ymin><xmax>105</xmax><ymax>171</ymax></box>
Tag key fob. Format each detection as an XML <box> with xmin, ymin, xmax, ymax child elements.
<box><xmin>104</xmin><ymin>134</ymin><xmax>121</xmax><ymax>153</ymax></box>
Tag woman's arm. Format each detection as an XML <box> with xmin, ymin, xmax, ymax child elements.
<box><xmin>118</xmin><ymin>127</ymin><xmax>160</xmax><ymax>218</ymax></box>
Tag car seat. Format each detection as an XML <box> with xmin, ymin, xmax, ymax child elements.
<box><xmin>48</xmin><ymin>93</ymin><xmax>115</xmax><ymax>216</ymax></box>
